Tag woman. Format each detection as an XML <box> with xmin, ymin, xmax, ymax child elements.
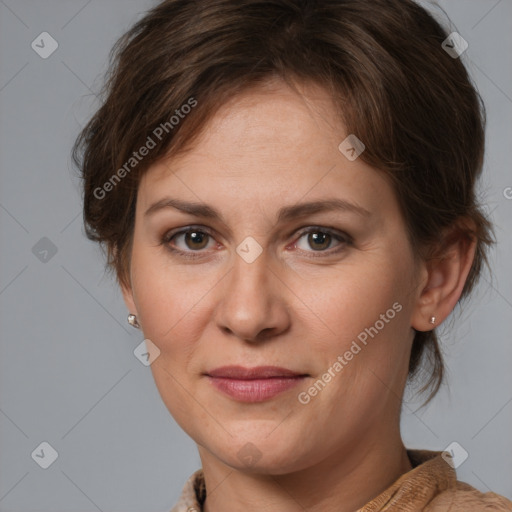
<box><xmin>73</xmin><ymin>0</ymin><xmax>512</xmax><ymax>510</ymax></box>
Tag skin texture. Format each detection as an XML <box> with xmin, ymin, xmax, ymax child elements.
<box><xmin>121</xmin><ymin>80</ymin><xmax>476</xmax><ymax>512</ymax></box>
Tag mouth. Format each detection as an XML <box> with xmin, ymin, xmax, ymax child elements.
<box><xmin>204</xmin><ymin>365</ymin><xmax>309</xmax><ymax>403</ymax></box>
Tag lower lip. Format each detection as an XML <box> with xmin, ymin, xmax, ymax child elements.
<box><xmin>207</xmin><ymin>376</ymin><xmax>306</xmax><ymax>402</ymax></box>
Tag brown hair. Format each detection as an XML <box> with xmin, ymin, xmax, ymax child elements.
<box><xmin>73</xmin><ymin>0</ymin><xmax>494</xmax><ymax>403</ymax></box>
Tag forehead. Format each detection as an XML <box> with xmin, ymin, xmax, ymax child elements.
<box><xmin>137</xmin><ymin>80</ymin><xmax>395</xmax><ymax>220</ymax></box>
<box><xmin>203</xmin><ymin>81</ymin><xmax>342</xmax><ymax>147</ymax></box>
<box><xmin>149</xmin><ymin>81</ymin><xmax>339</xmax><ymax>172</ymax></box>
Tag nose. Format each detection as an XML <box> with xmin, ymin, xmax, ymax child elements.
<box><xmin>213</xmin><ymin>246</ymin><xmax>291</xmax><ymax>343</ymax></box>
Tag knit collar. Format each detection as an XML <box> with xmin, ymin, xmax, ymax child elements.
<box><xmin>170</xmin><ymin>450</ymin><xmax>456</xmax><ymax>512</ymax></box>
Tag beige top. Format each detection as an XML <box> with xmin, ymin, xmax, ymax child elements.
<box><xmin>170</xmin><ymin>449</ymin><xmax>512</xmax><ymax>511</ymax></box>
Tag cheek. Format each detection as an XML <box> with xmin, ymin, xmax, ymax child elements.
<box><xmin>295</xmin><ymin>250</ymin><xmax>414</xmax><ymax>403</ymax></box>
<box><xmin>131</xmin><ymin>224</ymin><xmax>415</xmax><ymax>365</ymax></box>
<box><xmin>129</xmin><ymin>244</ymin><xmax>210</xmax><ymax>343</ymax></box>
<box><xmin>298</xmin><ymin>260</ymin><xmax>409</xmax><ymax>346</ymax></box>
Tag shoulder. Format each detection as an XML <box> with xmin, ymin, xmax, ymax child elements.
<box><xmin>169</xmin><ymin>469</ymin><xmax>204</xmax><ymax>512</ymax></box>
<box><xmin>425</xmin><ymin>481</ymin><xmax>512</xmax><ymax>511</ymax></box>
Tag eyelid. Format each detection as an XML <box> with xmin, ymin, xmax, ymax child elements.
<box><xmin>293</xmin><ymin>225</ymin><xmax>352</xmax><ymax>243</ymax></box>
<box><xmin>291</xmin><ymin>226</ymin><xmax>352</xmax><ymax>256</ymax></box>
<box><xmin>161</xmin><ymin>224</ymin><xmax>352</xmax><ymax>258</ymax></box>
<box><xmin>161</xmin><ymin>225</ymin><xmax>218</xmax><ymax>252</ymax></box>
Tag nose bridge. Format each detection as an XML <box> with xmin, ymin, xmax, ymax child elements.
<box><xmin>229</xmin><ymin>242</ymin><xmax>271</xmax><ymax>307</ymax></box>
<box><xmin>229</xmin><ymin>230</ymin><xmax>270</xmax><ymax>290</ymax></box>
<box><xmin>214</xmin><ymin>242</ymin><xmax>289</xmax><ymax>341</ymax></box>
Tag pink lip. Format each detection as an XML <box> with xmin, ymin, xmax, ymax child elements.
<box><xmin>205</xmin><ymin>366</ymin><xmax>308</xmax><ymax>403</ymax></box>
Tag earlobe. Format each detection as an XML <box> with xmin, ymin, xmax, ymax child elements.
<box><xmin>114</xmin><ymin>244</ymin><xmax>138</xmax><ymax>316</ymax></box>
<box><xmin>411</xmin><ymin>228</ymin><xmax>477</xmax><ymax>332</ymax></box>
<box><xmin>121</xmin><ymin>281</ymin><xmax>142</xmax><ymax>330</ymax></box>
<box><xmin>120</xmin><ymin>280</ymin><xmax>137</xmax><ymax>314</ymax></box>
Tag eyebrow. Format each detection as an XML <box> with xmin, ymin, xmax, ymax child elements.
<box><xmin>144</xmin><ymin>197</ymin><xmax>371</xmax><ymax>223</ymax></box>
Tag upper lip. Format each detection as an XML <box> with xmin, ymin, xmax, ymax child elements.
<box><xmin>206</xmin><ymin>365</ymin><xmax>307</xmax><ymax>379</ymax></box>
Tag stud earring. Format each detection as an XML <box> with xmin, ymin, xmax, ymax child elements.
<box><xmin>127</xmin><ymin>313</ymin><xmax>141</xmax><ymax>329</ymax></box>
<box><xmin>430</xmin><ymin>316</ymin><xmax>436</xmax><ymax>325</ymax></box>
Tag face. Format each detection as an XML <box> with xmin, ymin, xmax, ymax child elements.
<box><xmin>122</xmin><ymin>80</ymin><xmax>424</xmax><ymax>474</ymax></box>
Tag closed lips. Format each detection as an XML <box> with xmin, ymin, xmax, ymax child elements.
<box><xmin>205</xmin><ymin>366</ymin><xmax>309</xmax><ymax>403</ymax></box>
<box><xmin>205</xmin><ymin>366</ymin><xmax>308</xmax><ymax>379</ymax></box>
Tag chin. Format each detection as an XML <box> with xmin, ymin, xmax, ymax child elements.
<box><xmin>209</xmin><ymin>435</ymin><xmax>317</xmax><ymax>475</ymax></box>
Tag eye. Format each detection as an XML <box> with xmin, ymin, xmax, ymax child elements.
<box><xmin>162</xmin><ymin>226</ymin><xmax>217</xmax><ymax>257</ymax></box>
<box><xmin>161</xmin><ymin>225</ymin><xmax>352</xmax><ymax>260</ymax></box>
<box><xmin>293</xmin><ymin>227</ymin><xmax>351</xmax><ymax>255</ymax></box>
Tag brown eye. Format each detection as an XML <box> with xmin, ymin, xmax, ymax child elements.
<box><xmin>293</xmin><ymin>227</ymin><xmax>351</xmax><ymax>256</ymax></box>
<box><xmin>307</xmin><ymin>232</ymin><xmax>331</xmax><ymax>251</ymax></box>
<box><xmin>182</xmin><ymin>230</ymin><xmax>210</xmax><ymax>250</ymax></box>
<box><xmin>163</xmin><ymin>228</ymin><xmax>215</xmax><ymax>254</ymax></box>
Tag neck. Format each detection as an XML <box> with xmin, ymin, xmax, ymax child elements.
<box><xmin>200</xmin><ymin>432</ymin><xmax>413</xmax><ymax>512</ymax></box>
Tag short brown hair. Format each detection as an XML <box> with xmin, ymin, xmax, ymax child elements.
<box><xmin>73</xmin><ymin>0</ymin><xmax>494</xmax><ymax>403</ymax></box>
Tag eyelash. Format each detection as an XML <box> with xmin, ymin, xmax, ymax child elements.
<box><xmin>160</xmin><ymin>225</ymin><xmax>353</xmax><ymax>260</ymax></box>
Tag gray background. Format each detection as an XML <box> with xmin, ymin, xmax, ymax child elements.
<box><xmin>0</xmin><ymin>0</ymin><xmax>511</xmax><ymax>510</ymax></box>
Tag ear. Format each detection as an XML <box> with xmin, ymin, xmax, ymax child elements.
<box><xmin>120</xmin><ymin>278</ymin><xmax>138</xmax><ymax>316</ymax></box>
<box><xmin>411</xmin><ymin>222</ymin><xmax>477</xmax><ymax>332</ymax></box>
<box><xmin>114</xmin><ymin>244</ymin><xmax>138</xmax><ymax>316</ymax></box>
